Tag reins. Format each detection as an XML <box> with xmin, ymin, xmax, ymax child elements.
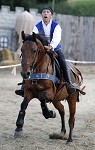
<box><xmin>30</xmin><ymin>52</ymin><xmax>49</xmax><ymax>73</ymax></box>
<box><xmin>21</xmin><ymin>33</ymin><xmax>59</xmax><ymax>83</ymax></box>
<box><xmin>30</xmin><ymin>48</ymin><xmax>40</xmax><ymax>73</ymax></box>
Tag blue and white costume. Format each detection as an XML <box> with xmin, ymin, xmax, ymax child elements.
<box><xmin>32</xmin><ymin>20</ymin><xmax>61</xmax><ymax>51</ymax></box>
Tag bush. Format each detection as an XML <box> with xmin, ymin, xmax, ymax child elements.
<box><xmin>34</xmin><ymin>0</ymin><xmax>95</xmax><ymax>16</ymax></box>
<box><xmin>1</xmin><ymin>0</ymin><xmax>95</xmax><ymax>16</ymax></box>
<box><xmin>54</xmin><ymin>0</ymin><xmax>95</xmax><ymax>16</ymax></box>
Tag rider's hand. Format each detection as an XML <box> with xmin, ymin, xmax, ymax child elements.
<box><xmin>44</xmin><ymin>45</ymin><xmax>53</xmax><ymax>51</ymax></box>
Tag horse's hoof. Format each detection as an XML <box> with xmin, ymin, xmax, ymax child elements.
<box><xmin>50</xmin><ymin>110</ymin><xmax>56</xmax><ymax>118</ymax></box>
<box><xmin>14</xmin><ymin>130</ymin><xmax>23</xmax><ymax>138</ymax></box>
<box><xmin>14</xmin><ymin>127</ymin><xmax>23</xmax><ymax>138</ymax></box>
<box><xmin>66</xmin><ymin>138</ymin><xmax>73</xmax><ymax>144</ymax></box>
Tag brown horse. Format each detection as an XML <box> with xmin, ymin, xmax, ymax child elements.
<box><xmin>14</xmin><ymin>31</ymin><xmax>85</xmax><ymax>143</ymax></box>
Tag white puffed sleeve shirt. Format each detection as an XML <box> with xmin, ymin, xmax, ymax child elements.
<box><xmin>32</xmin><ymin>20</ymin><xmax>62</xmax><ymax>50</ymax></box>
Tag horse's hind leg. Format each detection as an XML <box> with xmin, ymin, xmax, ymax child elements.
<box><xmin>66</xmin><ymin>93</ymin><xmax>78</xmax><ymax>143</ymax></box>
<box><xmin>49</xmin><ymin>100</ymin><xmax>68</xmax><ymax>140</ymax></box>
<box><xmin>53</xmin><ymin>101</ymin><xmax>66</xmax><ymax>136</ymax></box>
<box><xmin>14</xmin><ymin>98</ymin><xmax>29</xmax><ymax>137</ymax></box>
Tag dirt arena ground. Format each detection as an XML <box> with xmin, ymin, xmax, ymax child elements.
<box><xmin>0</xmin><ymin>65</ymin><xmax>95</xmax><ymax>150</ymax></box>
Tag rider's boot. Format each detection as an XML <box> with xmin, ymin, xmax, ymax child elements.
<box><xmin>62</xmin><ymin>64</ymin><xmax>80</xmax><ymax>94</ymax></box>
<box><xmin>56</xmin><ymin>50</ymin><xmax>79</xmax><ymax>94</ymax></box>
<box><xmin>15</xmin><ymin>80</ymin><xmax>24</xmax><ymax>97</ymax></box>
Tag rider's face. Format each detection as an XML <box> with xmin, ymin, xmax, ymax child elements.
<box><xmin>42</xmin><ymin>9</ymin><xmax>52</xmax><ymax>25</ymax></box>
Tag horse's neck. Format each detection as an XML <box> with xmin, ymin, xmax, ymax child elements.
<box><xmin>38</xmin><ymin>51</ymin><xmax>46</xmax><ymax>62</ymax></box>
<box><xmin>35</xmin><ymin>52</ymin><xmax>52</xmax><ymax>73</ymax></box>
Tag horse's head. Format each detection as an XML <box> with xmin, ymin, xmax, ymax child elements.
<box><xmin>21</xmin><ymin>31</ymin><xmax>48</xmax><ymax>79</ymax></box>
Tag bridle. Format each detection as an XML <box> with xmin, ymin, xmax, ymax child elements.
<box><xmin>21</xmin><ymin>41</ymin><xmax>51</xmax><ymax>79</ymax></box>
<box><xmin>21</xmin><ymin>45</ymin><xmax>39</xmax><ymax>78</ymax></box>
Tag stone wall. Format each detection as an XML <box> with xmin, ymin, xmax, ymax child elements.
<box><xmin>0</xmin><ymin>5</ymin><xmax>41</xmax><ymax>52</ymax></box>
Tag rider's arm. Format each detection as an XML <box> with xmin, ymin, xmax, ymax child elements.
<box><xmin>50</xmin><ymin>24</ymin><xmax>62</xmax><ymax>50</ymax></box>
<box><xmin>32</xmin><ymin>26</ymin><xmax>39</xmax><ymax>34</ymax></box>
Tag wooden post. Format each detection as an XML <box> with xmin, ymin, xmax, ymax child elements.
<box><xmin>52</xmin><ymin>0</ymin><xmax>55</xmax><ymax>11</ymax></box>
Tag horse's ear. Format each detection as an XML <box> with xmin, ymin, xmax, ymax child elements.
<box><xmin>32</xmin><ymin>32</ymin><xmax>36</xmax><ymax>42</ymax></box>
<box><xmin>21</xmin><ymin>31</ymin><xmax>26</xmax><ymax>40</ymax></box>
<box><xmin>36</xmin><ymin>38</ymin><xmax>43</xmax><ymax>45</ymax></box>
<box><xmin>32</xmin><ymin>32</ymin><xmax>43</xmax><ymax>46</ymax></box>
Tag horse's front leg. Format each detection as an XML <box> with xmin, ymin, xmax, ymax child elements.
<box><xmin>14</xmin><ymin>97</ymin><xmax>29</xmax><ymax>137</ymax></box>
<box><xmin>39</xmin><ymin>90</ymin><xmax>56</xmax><ymax>119</ymax></box>
<box><xmin>67</xmin><ymin>93</ymin><xmax>77</xmax><ymax>143</ymax></box>
<box><xmin>40</xmin><ymin>100</ymin><xmax>56</xmax><ymax>119</ymax></box>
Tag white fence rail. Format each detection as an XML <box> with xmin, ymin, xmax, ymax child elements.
<box><xmin>0</xmin><ymin>60</ymin><xmax>95</xmax><ymax>76</ymax></box>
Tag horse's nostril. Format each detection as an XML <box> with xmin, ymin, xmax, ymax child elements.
<box><xmin>27</xmin><ymin>72</ymin><xmax>30</xmax><ymax>76</ymax></box>
<box><xmin>20</xmin><ymin>71</ymin><xmax>30</xmax><ymax>79</ymax></box>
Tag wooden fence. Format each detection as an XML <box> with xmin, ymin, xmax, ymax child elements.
<box><xmin>55</xmin><ymin>14</ymin><xmax>95</xmax><ymax>61</ymax></box>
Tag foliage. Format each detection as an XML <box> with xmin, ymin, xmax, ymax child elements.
<box><xmin>1</xmin><ymin>0</ymin><xmax>95</xmax><ymax>16</ymax></box>
<box><xmin>66</xmin><ymin>0</ymin><xmax>95</xmax><ymax>16</ymax></box>
<box><xmin>35</xmin><ymin>0</ymin><xmax>95</xmax><ymax>16</ymax></box>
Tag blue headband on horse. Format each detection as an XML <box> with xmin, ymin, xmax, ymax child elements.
<box><xmin>41</xmin><ymin>6</ymin><xmax>53</xmax><ymax>15</ymax></box>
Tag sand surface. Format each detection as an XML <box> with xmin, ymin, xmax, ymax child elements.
<box><xmin>0</xmin><ymin>65</ymin><xmax>95</xmax><ymax>150</ymax></box>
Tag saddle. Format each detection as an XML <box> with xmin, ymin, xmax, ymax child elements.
<box><xmin>46</xmin><ymin>51</ymin><xmax>83</xmax><ymax>84</ymax></box>
<box><xmin>46</xmin><ymin>51</ymin><xmax>86</xmax><ymax>95</ymax></box>
<box><xmin>46</xmin><ymin>51</ymin><xmax>62</xmax><ymax>82</ymax></box>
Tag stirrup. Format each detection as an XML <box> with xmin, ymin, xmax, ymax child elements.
<box><xmin>66</xmin><ymin>84</ymin><xmax>77</xmax><ymax>94</ymax></box>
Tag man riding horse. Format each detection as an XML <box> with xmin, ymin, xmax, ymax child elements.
<box><xmin>15</xmin><ymin>6</ymin><xmax>78</xmax><ymax>96</ymax></box>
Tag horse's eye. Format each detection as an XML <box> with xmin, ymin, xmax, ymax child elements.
<box><xmin>31</xmin><ymin>49</ymin><xmax>37</xmax><ymax>54</ymax></box>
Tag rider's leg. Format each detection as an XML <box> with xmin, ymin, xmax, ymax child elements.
<box><xmin>15</xmin><ymin>79</ymin><xmax>24</xmax><ymax>97</ymax></box>
<box><xmin>56</xmin><ymin>50</ymin><xmax>77</xmax><ymax>94</ymax></box>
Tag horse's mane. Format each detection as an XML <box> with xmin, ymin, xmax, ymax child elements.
<box><xmin>23</xmin><ymin>32</ymin><xmax>48</xmax><ymax>46</ymax></box>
